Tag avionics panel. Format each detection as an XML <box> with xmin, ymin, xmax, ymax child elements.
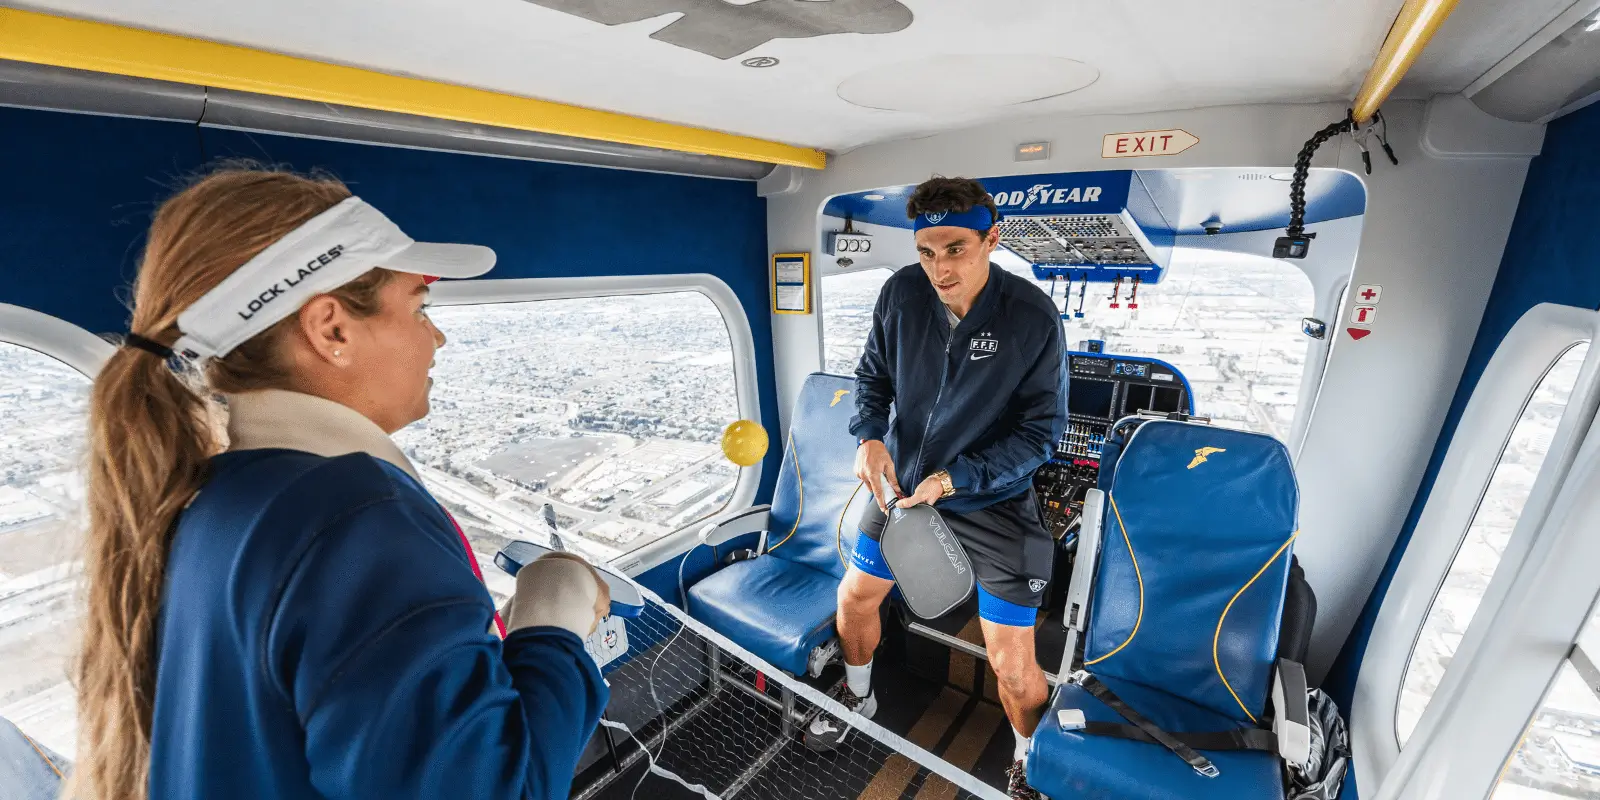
<box><xmin>1034</xmin><ymin>352</ymin><xmax>1193</xmax><ymax>538</ymax></box>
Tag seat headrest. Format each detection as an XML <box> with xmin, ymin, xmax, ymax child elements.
<box><xmin>765</xmin><ymin>373</ymin><xmax>866</xmax><ymax>579</ymax></box>
<box><xmin>1084</xmin><ymin>420</ymin><xmax>1298</xmax><ymax>724</ymax></box>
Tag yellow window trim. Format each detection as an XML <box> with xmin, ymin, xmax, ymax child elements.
<box><xmin>0</xmin><ymin>7</ymin><xmax>827</xmax><ymax>170</ymax></box>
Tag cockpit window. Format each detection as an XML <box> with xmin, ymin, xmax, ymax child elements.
<box><xmin>1397</xmin><ymin>343</ymin><xmax>1591</xmax><ymax>748</ymax></box>
<box><xmin>394</xmin><ymin>292</ymin><xmax>740</xmax><ymax>580</ymax></box>
<box><xmin>821</xmin><ymin>268</ymin><xmax>896</xmax><ymax>376</ymax></box>
<box><xmin>0</xmin><ymin>342</ymin><xmax>90</xmax><ymax>758</ymax></box>
<box><xmin>997</xmin><ymin>247</ymin><xmax>1316</xmax><ymax>440</ymax></box>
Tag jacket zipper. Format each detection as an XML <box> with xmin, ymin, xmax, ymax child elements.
<box><xmin>912</xmin><ymin>333</ymin><xmax>953</xmax><ymax>485</ymax></box>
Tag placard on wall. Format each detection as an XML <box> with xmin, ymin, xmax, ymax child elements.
<box><xmin>772</xmin><ymin>253</ymin><xmax>811</xmax><ymax>314</ymax></box>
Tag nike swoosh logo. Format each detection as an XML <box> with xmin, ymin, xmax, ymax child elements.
<box><xmin>970</xmin><ymin>353</ymin><xmax>994</xmax><ymax>360</ymax></box>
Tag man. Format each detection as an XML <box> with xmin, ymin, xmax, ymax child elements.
<box><xmin>805</xmin><ymin>177</ymin><xmax>1065</xmax><ymax>799</ymax></box>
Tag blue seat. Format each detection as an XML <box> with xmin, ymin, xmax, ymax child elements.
<box><xmin>1028</xmin><ymin>419</ymin><xmax>1308</xmax><ymax>800</ymax></box>
<box><xmin>1031</xmin><ymin>678</ymin><xmax>1285</xmax><ymax>798</ymax></box>
<box><xmin>687</xmin><ymin>373</ymin><xmax>862</xmax><ymax>677</ymax></box>
<box><xmin>687</xmin><ymin>555</ymin><xmax>842</xmax><ymax>676</ymax></box>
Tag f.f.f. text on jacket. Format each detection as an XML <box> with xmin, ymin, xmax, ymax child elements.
<box><xmin>849</xmin><ymin>263</ymin><xmax>1067</xmax><ymax>515</ymax></box>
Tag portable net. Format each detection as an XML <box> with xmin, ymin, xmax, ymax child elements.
<box><xmin>581</xmin><ymin>583</ymin><xmax>1007</xmax><ymax>800</ymax></box>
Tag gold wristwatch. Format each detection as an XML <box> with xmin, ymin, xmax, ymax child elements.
<box><xmin>932</xmin><ymin>470</ymin><xmax>955</xmax><ymax>499</ymax></box>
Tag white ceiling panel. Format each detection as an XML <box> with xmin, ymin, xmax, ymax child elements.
<box><xmin>17</xmin><ymin>0</ymin><xmax>1506</xmax><ymax>151</ymax></box>
<box><xmin>1400</xmin><ymin>0</ymin><xmax>1587</xmax><ymax>95</ymax></box>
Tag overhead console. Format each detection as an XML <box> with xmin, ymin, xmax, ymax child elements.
<box><xmin>983</xmin><ymin>171</ymin><xmax>1174</xmax><ymax>287</ymax></box>
<box><xmin>819</xmin><ymin>167</ymin><xmax>1364</xmax><ymax>281</ymax></box>
<box><xmin>1033</xmin><ymin>345</ymin><xmax>1194</xmax><ymax>539</ymax></box>
<box><xmin>820</xmin><ymin>170</ymin><xmax>1177</xmax><ymax>286</ymax></box>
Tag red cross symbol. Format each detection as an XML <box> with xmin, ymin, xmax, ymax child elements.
<box><xmin>1360</xmin><ymin>288</ymin><xmax>1377</xmax><ymax>300</ymax></box>
<box><xmin>1357</xmin><ymin>284</ymin><xmax>1382</xmax><ymax>303</ymax></box>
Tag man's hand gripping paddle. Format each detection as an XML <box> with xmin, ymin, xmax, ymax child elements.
<box><xmin>495</xmin><ymin>508</ymin><xmax>644</xmax><ymax>619</ymax></box>
<box><xmin>875</xmin><ymin>475</ymin><xmax>975</xmax><ymax>619</ymax></box>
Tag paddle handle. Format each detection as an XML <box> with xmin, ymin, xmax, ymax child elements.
<box><xmin>876</xmin><ymin>473</ymin><xmax>899</xmax><ymax>509</ymax></box>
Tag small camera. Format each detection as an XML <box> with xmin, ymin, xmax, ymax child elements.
<box><xmin>1273</xmin><ymin>234</ymin><xmax>1314</xmax><ymax>259</ymax></box>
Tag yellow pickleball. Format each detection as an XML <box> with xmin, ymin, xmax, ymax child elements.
<box><xmin>721</xmin><ymin>419</ymin><xmax>769</xmax><ymax>467</ymax></box>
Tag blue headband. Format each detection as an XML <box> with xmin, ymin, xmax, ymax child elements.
<box><xmin>912</xmin><ymin>205</ymin><xmax>999</xmax><ymax>232</ymax></box>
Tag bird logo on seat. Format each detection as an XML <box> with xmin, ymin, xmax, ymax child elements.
<box><xmin>831</xmin><ymin>389</ymin><xmax>851</xmax><ymax>407</ymax></box>
<box><xmin>1188</xmin><ymin>447</ymin><xmax>1226</xmax><ymax>469</ymax></box>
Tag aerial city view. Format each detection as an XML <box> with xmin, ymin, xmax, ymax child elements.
<box><xmin>392</xmin><ymin>292</ymin><xmax>744</xmax><ymax>590</ymax></box>
<box><xmin>0</xmin><ymin>252</ymin><xmax>1594</xmax><ymax>796</ymax></box>
<box><xmin>0</xmin><ymin>344</ymin><xmax>89</xmax><ymax>758</ymax></box>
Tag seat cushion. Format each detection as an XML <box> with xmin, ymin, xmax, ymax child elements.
<box><xmin>1027</xmin><ymin>676</ymin><xmax>1285</xmax><ymax>800</ymax></box>
<box><xmin>686</xmin><ymin>556</ymin><xmax>840</xmax><ymax>676</ymax></box>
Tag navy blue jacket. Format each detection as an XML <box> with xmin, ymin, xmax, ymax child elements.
<box><xmin>150</xmin><ymin>449</ymin><xmax>608</xmax><ymax>799</ymax></box>
<box><xmin>850</xmin><ymin>263</ymin><xmax>1067</xmax><ymax>514</ymax></box>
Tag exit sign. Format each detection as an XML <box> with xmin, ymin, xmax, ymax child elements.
<box><xmin>1102</xmin><ymin>129</ymin><xmax>1199</xmax><ymax>159</ymax></box>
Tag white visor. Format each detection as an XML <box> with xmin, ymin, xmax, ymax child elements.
<box><xmin>172</xmin><ymin>197</ymin><xmax>495</xmax><ymax>360</ymax></box>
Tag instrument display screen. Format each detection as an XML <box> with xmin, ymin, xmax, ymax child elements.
<box><xmin>1067</xmin><ymin>379</ymin><xmax>1115</xmax><ymax>419</ymax></box>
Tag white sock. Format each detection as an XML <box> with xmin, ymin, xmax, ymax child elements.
<box><xmin>1013</xmin><ymin>726</ymin><xmax>1030</xmax><ymax>763</ymax></box>
<box><xmin>845</xmin><ymin>659</ymin><xmax>873</xmax><ymax>698</ymax></box>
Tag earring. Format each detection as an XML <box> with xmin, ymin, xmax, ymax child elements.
<box><xmin>333</xmin><ymin>349</ymin><xmax>343</xmax><ymax>357</ymax></box>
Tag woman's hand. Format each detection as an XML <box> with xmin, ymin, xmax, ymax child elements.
<box><xmin>502</xmin><ymin>551</ymin><xmax>610</xmax><ymax>637</ymax></box>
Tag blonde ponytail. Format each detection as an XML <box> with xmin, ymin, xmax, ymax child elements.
<box><xmin>69</xmin><ymin>167</ymin><xmax>391</xmax><ymax>800</ymax></box>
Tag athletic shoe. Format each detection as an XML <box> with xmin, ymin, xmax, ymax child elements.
<box><xmin>803</xmin><ymin>689</ymin><xmax>876</xmax><ymax>752</ymax></box>
<box><xmin>1006</xmin><ymin>760</ymin><xmax>1044</xmax><ymax>800</ymax></box>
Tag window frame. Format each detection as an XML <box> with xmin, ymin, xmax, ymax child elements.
<box><xmin>1388</xmin><ymin>415</ymin><xmax>1600</xmax><ymax>799</ymax></box>
<box><xmin>0</xmin><ymin>304</ymin><xmax>106</xmax><ymax>756</ymax></box>
<box><xmin>0</xmin><ymin>303</ymin><xmax>113</xmax><ymax>378</ymax></box>
<box><xmin>429</xmin><ymin>274</ymin><xmax>764</xmax><ymax>577</ymax></box>
<box><xmin>1395</xmin><ymin>339</ymin><xmax>1592</xmax><ymax>745</ymax></box>
<box><xmin>1352</xmin><ymin>302</ymin><xmax>1600</xmax><ymax>789</ymax></box>
<box><xmin>1287</xmin><ymin>274</ymin><xmax>1349</xmax><ymax>458</ymax></box>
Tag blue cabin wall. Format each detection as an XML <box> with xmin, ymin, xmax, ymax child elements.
<box><xmin>1328</xmin><ymin>101</ymin><xmax>1600</xmax><ymax>701</ymax></box>
<box><xmin>0</xmin><ymin>105</ymin><xmax>782</xmax><ymax>504</ymax></box>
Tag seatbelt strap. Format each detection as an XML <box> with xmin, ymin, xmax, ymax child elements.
<box><xmin>1079</xmin><ymin>721</ymin><xmax>1278</xmax><ymax>753</ymax></box>
<box><xmin>1078</xmin><ymin>675</ymin><xmax>1221</xmax><ymax>778</ymax></box>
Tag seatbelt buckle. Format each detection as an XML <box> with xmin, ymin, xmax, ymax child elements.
<box><xmin>1194</xmin><ymin>761</ymin><xmax>1220</xmax><ymax>779</ymax></box>
<box><xmin>1056</xmin><ymin>709</ymin><xmax>1086</xmax><ymax>732</ymax></box>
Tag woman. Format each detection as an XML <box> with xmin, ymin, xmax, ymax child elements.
<box><xmin>70</xmin><ymin>168</ymin><xmax>611</xmax><ymax>799</ymax></box>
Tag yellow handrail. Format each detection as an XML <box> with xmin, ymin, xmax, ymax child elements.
<box><xmin>0</xmin><ymin>8</ymin><xmax>827</xmax><ymax>169</ymax></box>
<box><xmin>1352</xmin><ymin>0</ymin><xmax>1461</xmax><ymax>123</ymax></box>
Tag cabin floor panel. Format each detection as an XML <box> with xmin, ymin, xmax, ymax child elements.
<box><xmin>579</xmin><ymin>654</ymin><xmax>1013</xmax><ymax>800</ymax></box>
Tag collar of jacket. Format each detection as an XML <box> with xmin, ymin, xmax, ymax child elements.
<box><xmin>923</xmin><ymin>262</ymin><xmax>1004</xmax><ymax>334</ymax></box>
<box><xmin>225</xmin><ymin>389</ymin><xmax>422</xmax><ymax>481</ymax></box>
